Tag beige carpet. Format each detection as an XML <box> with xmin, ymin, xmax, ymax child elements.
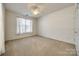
<box><xmin>3</xmin><ymin>36</ymin><xmax>77</xmax><ymax>56</ymax></box>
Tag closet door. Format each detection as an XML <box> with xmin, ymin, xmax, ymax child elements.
<box><xmin>75</xmin><ymin>3</ymin><xmax>79</xmax><ymax>56</ymax></box>
<box><xmin>0</xmin><ymin>3</ymin><xmax>5</xmax><ymax>55</ymax></box>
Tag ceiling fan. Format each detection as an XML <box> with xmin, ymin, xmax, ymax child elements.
<box><xmin>31</xmin><ymin>6</ymin><xmax>40</xmax><ymax>15</ymax></box>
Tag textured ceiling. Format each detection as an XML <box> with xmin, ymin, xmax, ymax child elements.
<box><xmin>4</xmin><ymin>3</ymin><xmax>74</xmax><ymax>18</ymax></box>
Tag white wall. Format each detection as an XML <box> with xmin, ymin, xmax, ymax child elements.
<box><xmin>0</xmin><ymin>3</ymin><xmax>5</xmax><ymax>55</ymax></box>
<box><xmin>5</xmin><ymin>10</ymin><xmax>37</xmax><ymax>41</ymax></box>
<box><xmin>38</xmin><ymin>6</ymin><xmax>75</xmax><ymax>44</ymax></box>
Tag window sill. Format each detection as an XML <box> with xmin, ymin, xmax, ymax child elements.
<box><xmin>16</xmin><ymin>32</ymin><xmax>32</xmax><ymax>35</ymax></box>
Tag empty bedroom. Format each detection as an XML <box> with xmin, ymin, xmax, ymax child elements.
<box><xmin>0</xmin><ymin>3</ymin><xmax>79</xmax><ymax>56</ymax></box>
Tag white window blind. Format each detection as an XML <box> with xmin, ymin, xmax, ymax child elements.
<box><xmin>16</xmin><ymin>18</ymin><xmax>32</xmax><ymax>34</ymax></box>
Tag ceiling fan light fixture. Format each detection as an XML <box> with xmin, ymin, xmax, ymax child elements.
<box><xmin>32</xmin><ymin>9</ymin><xmax>39</xmax><ymax>15</ymax></box>
<box><xmin>31</xmin><ymin>6</ymin><xmax>40</xmax><ymax>15</ymax></box>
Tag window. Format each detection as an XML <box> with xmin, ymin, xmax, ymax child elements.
<box><xmin>16</xmin><ymin>18</ymin><xmax>32</xmax><ymax>34</ymax></box>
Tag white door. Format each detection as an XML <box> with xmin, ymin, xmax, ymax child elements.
<box><xmin>0</xmin><ymin>3</ymin><xmax>5</xmax><ymax>55</ymax></box>
<box><xmin>75</xmin><ymin>3</ymin><xmax>79</xmax><ymax>56</ymax></box>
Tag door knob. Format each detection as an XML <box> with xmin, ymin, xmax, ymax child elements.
<box><xmin>75</xmin><ymin>31</ymin><xmax>78</xmax><ymax>33</ymax></box>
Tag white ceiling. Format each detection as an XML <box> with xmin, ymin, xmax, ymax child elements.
<box><xmin>4</xmin><ymin>3</ymin><xmax>74</xmax><ymax>18</ymax></box>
